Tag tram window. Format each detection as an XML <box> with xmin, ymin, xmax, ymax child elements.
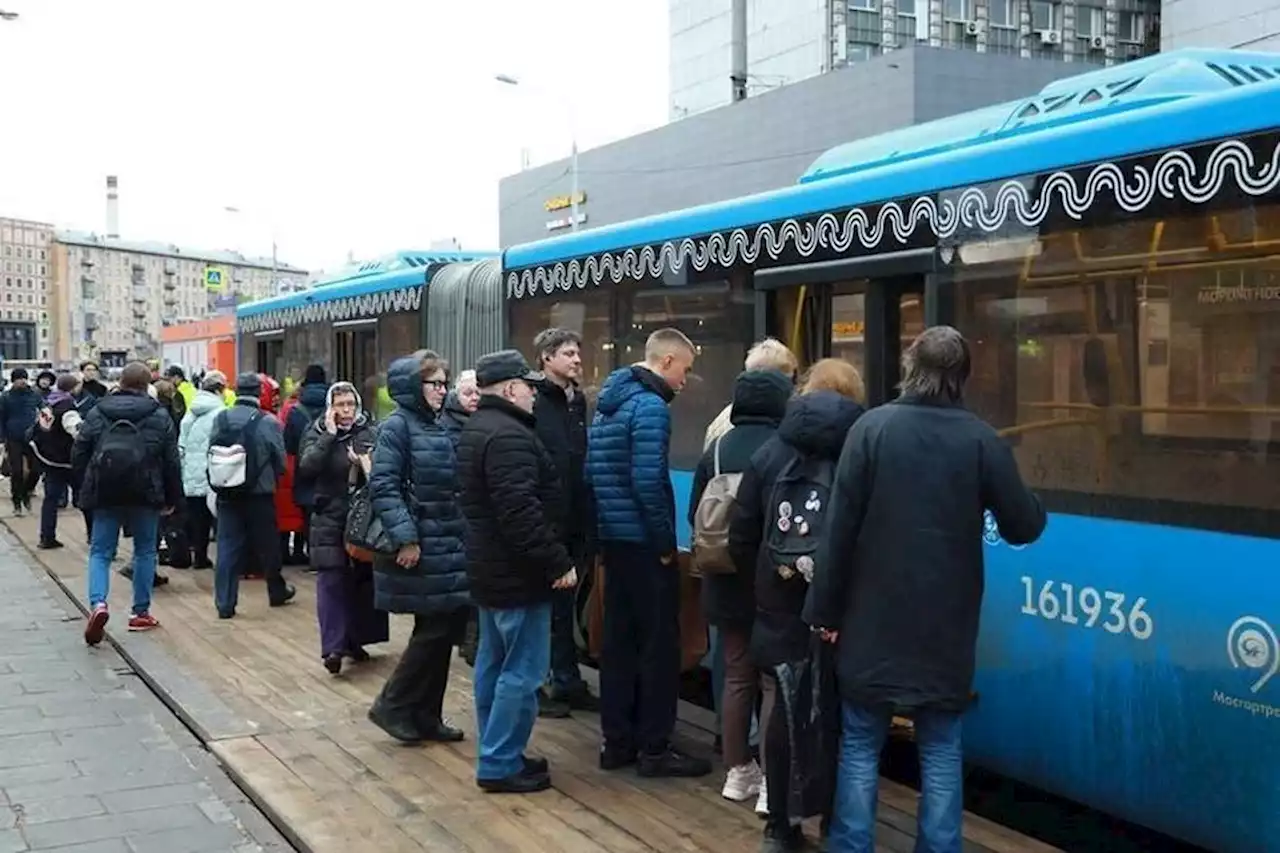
<box><xmin>953</xmin><ymin>207</ymin><xmax>1280</xmax><ymax>536</ymax></box>
<box><xmin>379</xmin><ymin>312</ymin><xmax>420</xmax><ymax>371</ymax></box>
<box><xmin>282</xmin><ymin>320</ymin><xmax>330</xmax><ymax>388</ymax></box>
<box><xmin>619</xmin><ymin>278</ymin><xmax>754</xmax><ymax>471</ymax></box>
<box><xmin>831</xmin><ymin>293</ymin><xmax>867</xmax><ymax>377</ymax></box>
<box><xmin>508</xmin><ymin>289</ymin><xmax>613</xmax><ymax>405</ymax></box>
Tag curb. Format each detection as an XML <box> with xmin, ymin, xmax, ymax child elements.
<box><xmin>0</xmin><ymin>520</ymin><xmax>313</xmax><ymax>853</ymax></box>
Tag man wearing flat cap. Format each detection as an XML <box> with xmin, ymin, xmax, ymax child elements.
<box><xmin>456</xmin><ymin>349</ymin><xmax>578</xmax><ymax>794</ymax></box>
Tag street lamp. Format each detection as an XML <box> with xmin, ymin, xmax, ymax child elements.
<box><xmin>224</xmin><ymin>205</ymin><xmax>283</xmax><ymax>294</ymax></box>
<box><xmin>495</xmin><ymin>73</ymin><xmax>580</xmax><ymax>233</ymax></box>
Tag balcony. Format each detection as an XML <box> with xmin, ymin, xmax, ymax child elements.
<box><xmin>163</xmin><ymin>262</ymin><xmax>176</xmax><ymax>276</ymax></box>
<box><xmin>132</xmin><ymin>305</ymin><xmax>148</xmax><ymax>320</ymax></box>
<box><xmin>132</xmin><ymin>284</ymin><xmax>149</xmax><ymax>303</ymax></box>
<box><xmin>79</xmin><ymin>256</ymin><xmax>94</xmax><ymax>268</ymax></box>
<box><xmin>162</xmin><ymin>276</ymin><xmax>177</xmax><ymax>290</ymax></box>
<box><xmin>84</xmin><ymin>313</ymin><xmax>99</xmax><ymax>332</ymax></box>
<box><xmin>80</xmin><ymin>279</ymin><xmax>98</xmax><ymax>300</ymax></box>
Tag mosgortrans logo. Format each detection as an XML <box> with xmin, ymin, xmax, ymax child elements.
<box><xmin>1227</xmin><ymin>616</ymin><xmax>1278</xmax><ymax>694</ymax></box>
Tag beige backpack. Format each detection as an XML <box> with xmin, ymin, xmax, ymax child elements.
<box><xmin>692</xmin><ymin>437</ymin><xmax>742</xmax><ymax>577</ymax></box>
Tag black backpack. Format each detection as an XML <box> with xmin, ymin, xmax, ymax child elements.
<box><xmin>92</xmin><ymin>419</ymin><xmax>149</xmax><ymax>506</ymax></box>
<box><xmin>763</xmin><ymin>454</ymin><xmax>835</xmax><ymax>584</ymax></box>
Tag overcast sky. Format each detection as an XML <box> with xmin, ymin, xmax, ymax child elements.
<box><xmin>0</xmin><ymin>1</ymin><xmax>668</xmax><ymax>272</ymax></box>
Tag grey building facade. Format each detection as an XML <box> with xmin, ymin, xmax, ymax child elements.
<box><xmin>1162</xmin><ymin>0</ymin><xmax>1280</xmax><ymax>52</ymax></box>
<box><xmin>499</xmin><ymin>47</ymin><xmax>1119</xmax><ymax>249</ymax></box>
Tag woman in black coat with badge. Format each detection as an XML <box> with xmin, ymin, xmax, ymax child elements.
<box><xmin>296</xmin><ymin>381</ymin><xmax>388</xmax><ymax>675</ymax></box>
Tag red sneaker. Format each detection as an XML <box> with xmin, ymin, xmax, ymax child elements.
<box><xmin>127</xmin><ymin>613</ymin><xmax>160</xmax><ymax>632</ymax></box>
<box><xmin>84</xmin><ymin>604</ymin><xmax>109</xmax><ymax>646</ymax></box>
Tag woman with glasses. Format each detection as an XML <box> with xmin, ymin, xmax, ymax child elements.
<box><xmin>366</xmin><ymin>350</ymin><xmax>471</xmax><ymax>744</ymax></box>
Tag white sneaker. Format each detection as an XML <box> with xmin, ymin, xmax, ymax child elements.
<box><xmin>721</xmin><ymin>761</ymin><xmax>763</xmax><ymax>802</ymax></box>
<box><xmin>754</xmin><ymin>778</ymin><xmax>769</xmax><ymax>816</ymax></box>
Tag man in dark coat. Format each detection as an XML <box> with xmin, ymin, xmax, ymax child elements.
<box><xmin>0</xmin><ymin>367</ymin><xmax>43</xmax><ymax>514</ymax></box>
<box><xmin>585</xmin><ymin>327</ymin><xmax>710</xmax><ymax>778</ymax></box>
<box><xmin>530</xmin><ymin>327</ymin><xmax>596</xmax><ymax>718</ymax></box>
<box><xmin>806</xmin><ymin>326</ymin><xmax>1046</xmax><ymax>853</ymax></box>
<box><xmin>78</xmin><ymin>360</ymin><xmax>109</xmax><ymax>401</ymax></box>
<box><xmin>687</xmin><ymin>369</ymin><xmax>791</xmax><ymax>803</ymax></box>
<box><xmin>208</xmin><ymin>373</ymin><xmax>295</xmax><ymax>618</ymax></box>
<box><xmin>367</xmin><ymin>351</ymin><xmax>471</xmax><ymax>745</ymax></box>
<box><xmin>457</xmin><ymin>349</ymin><xmax>577</xmax><ymax>794</ymax></box>
<box><xmin>72</xmin><ymin>361</ymin><xmax>183</xmax><ymax>645</ymax></box>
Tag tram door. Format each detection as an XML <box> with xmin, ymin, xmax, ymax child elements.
<box><xmin>254</xmin><ymin>336</ymin><xmax>284</xmax><ymax>378</ymax></box>
<box><xmin>770</xmin><ymin>277</ymin><xmax>925</xmax><ymax>406</ymax></box>
<box><xmin>334</xmin><ymin>322</ymin><xmax>378</xmax><ymax>391</ymax></box>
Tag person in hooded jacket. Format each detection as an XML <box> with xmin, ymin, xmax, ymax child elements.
<box><xmin>366</xmin><ymin>350</ymin><xmax>471</xmax><ymax>745</ymax></box>
<box><xmin>805</xmin><ymin>328</ymin><xmax>1046</xmax><ymax>853</ymax></box>
<box><xmin>31</xmin><ymin>372</ymin><xmax>84</xmax><ymax>550</ymax></box>
<box><xmin>586</xmin><ymin>327</ymin><xmax>710</xmax><ymax>779</ymax></box>
<box><xmin>178</xmin><ymin>371</ymin><xmax>228</xmax><ymax>569</ymax></box>
<box><xmin>153</xmin><ymin>379</ymin><xmax>190</xmax><ymax>567</ymax></box>
<box><xmin>35</xmin><ymin>369</ymin><xmax>56</xmax><ymax>398</ymax></box>
<box><xmin>297</xmin><ymin>381</ymin><xmax>388</xmax><ymax>675</ymax></box>
<box><xmin>728</xmin><ymin>358</ymin><xmax>866</xmax><ymax>852</ymax></box>
<box><xmin>282</xmin><ymin>364</ymin><xmax>330</xmax><ymax>566</ymax></box>
<box><xmin>687</xmin><ymin>369</ymin><xmax>792</xmax><ymax>806</ymax></box>
<box><xmin>73</xmin><ymin>362</ymin><xmax>183</xmax><ymax>645</ymax></box>
<box><xmin>0</xmin><ymin>368</ymin><xmax>43</xmax><ymax>515</ymax></box>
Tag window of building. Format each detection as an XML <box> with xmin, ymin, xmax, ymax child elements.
<box><xmin>849</xmin><ymin>0</ymin><xmax>877</xmax><ymax>9</ymax></box>
<box><xmin>1117</xmin><ymin>10</ymin><xmax>1144</xmax><ymax>41</ymax></box>
<box><xmin>848</xmin><ymin>43</ymin><xmax>878</xmax><ymax>62</ymax></box>
<box><xmin>944</xmin><ymin>0</ymin><xmax>971</xmax><ymax>20</ymax></box>
<box><xmin>988</xmin><ymin>0</ymin><xmax>1014</xmax><ymax>27</ymax></box>
<box><xmin>952</xmin><ymin>204</ymin><xmax>1280</xmax><ymax>537</ymax></box>
<box><xmin>1031</xmin><ymin>1</ymin><xmax>1059</xmax><ymax>30</ymax></box>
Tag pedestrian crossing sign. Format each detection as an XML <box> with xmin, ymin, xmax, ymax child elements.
<box><xmin>204</xmin><ymin>267</ymin><xmax>225</xmax><ymax>291</ymax></box>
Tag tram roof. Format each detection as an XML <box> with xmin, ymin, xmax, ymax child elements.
<box><xmin>504</xmin><ymin>48</ymin><xmax>1280</xmax><ymax>274</ymax></box>
<box><xmin>236</xmin><ymin>250</ymin><xmax>496</xmax><ymax>319</ymax></box>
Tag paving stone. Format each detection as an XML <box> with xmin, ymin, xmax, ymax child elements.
<box><xmin>0</xmin><ymin>537</ymin><xmax>288</xmax><ymax>853</ymax></box>
<box><xmin>0</xmin><ymin>828</ymin><xmax>26</xmax><ymax>853</ymax></box>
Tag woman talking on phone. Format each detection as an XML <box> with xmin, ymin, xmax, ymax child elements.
<box><xmin>295</xmin><ymin>381</ymin><xmax>389</xmax><ymax>675</ymax></box>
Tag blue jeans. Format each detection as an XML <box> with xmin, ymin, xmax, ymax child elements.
<box><xmin>474</xmin><ymin>603</ymin><xmax>552</xmax><ymax>781</ymax></box>
<box><xmin>828</xmin><ymin>703</ymin><xmax>963</xmax><ymax>853</ymax></box>
<box><xmin>87</xmin><ymin>508</ymin><xmax>160</xmax><ymax>616</ymax></box>
<box><xmin>39</xmin><ymin>467</ymin><xmax>70</xmax><ymax>543</ymax></box>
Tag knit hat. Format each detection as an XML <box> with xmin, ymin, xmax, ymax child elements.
<box><xmin>235</xmin><ymin>372</ymin><xmax>262</xmax><ymax>397</ymax></box>
<box><xmin>303</xmin><ymin>364</ymin><xmax>327</xmax><ymax>386</ymax></box>
<box><xmin>10</xmin><ymin>367</ymin><xmax>28</xmax><ymax>381</ymax></box>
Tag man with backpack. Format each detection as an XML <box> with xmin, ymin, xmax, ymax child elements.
<box><xmin>207</xmin><ymin>372</ymin><xmax>296</xmax><ymax>618</ymax></box>
<box><xmin>72</xmin><ymin>362</ymin><xmax>183</xmax><ymax>645</ymax></box>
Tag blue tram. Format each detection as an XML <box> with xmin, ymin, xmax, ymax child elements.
<box><xmin>501</xmin><ymin>49</ymin><xmax>1280</xmax><ymax>853</ymax></box>
<box><xmin>238</xmin><ymin>48</ymin><xmax>1280</xmax><ymax>852</ymax></box>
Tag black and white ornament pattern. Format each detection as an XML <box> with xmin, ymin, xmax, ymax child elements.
<box><xmin>507</xmin><ymin>136</ymin><xmax>1280</xmax><ymax>298</ymax></box>
<box><xmin>238</xmin><ymin>285</ymin><xmax>424</xmax><ymax>333</ymax></box>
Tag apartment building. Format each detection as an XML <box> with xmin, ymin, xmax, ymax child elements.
<box><xmin>0</xmin><ymin>218</ymin><xmax>55</xmax><ymax>362</ymax></box>
<box><xmin>52</xmin><ymin>232</ymin><xmax>307</xmax><ymax>367</ymax></box>
<box><xmin>1162</xmin><ymin>0</ymin><xmax>1280</xmax><ymax>51</ymax></box>
<box><xmin>670</xmin><ymin>0</ymin><xmax>1161</xmax><ymax>119</ymax></box>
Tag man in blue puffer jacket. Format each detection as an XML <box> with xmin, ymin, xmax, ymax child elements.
<box><xmin>367</xmin><ymin>350</ymin><xmax>471</xmax><ymax>745</ymax></box>
<box><xmin>0</xmin><ymin>368</ymin><xmax>43</xmax><ymax>515</ymax></box>
<box><xmin>586</xmin><ymin>327</ymin><xmax>711</xmax><ymax>779</ymax></box>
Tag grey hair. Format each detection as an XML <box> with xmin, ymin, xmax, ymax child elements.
<box><xmin>899</xmin><ymin>325</ymin><xmax>971</xmax><ymax>403</ymax></box>
<box><xmin>455</xmin><ymin>369</ymin><xmax>477</xmax><ymax>390</ymax></box>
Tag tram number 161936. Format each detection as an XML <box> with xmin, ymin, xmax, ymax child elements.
<box><xmin>1019</xmin><ymin>577</ymin><xmax>1153</xmax><ymax>641</ymax></box>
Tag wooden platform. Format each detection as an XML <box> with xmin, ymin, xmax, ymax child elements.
<box><xmin>1</xmin><ymin>503</ymin><xmax>1059</xmax><ymax>853</ymax></box>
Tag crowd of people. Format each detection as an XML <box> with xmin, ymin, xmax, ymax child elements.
<box><xmin>0</xmin><ymin>321</ymin><xmax>1046</xmax><ymax>852</ymax></box>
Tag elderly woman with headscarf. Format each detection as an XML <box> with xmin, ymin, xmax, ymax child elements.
<box><xmin>296</xmin><ymin>381</ymin><xmax>388</xmax><ymax>674</ymax></box>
